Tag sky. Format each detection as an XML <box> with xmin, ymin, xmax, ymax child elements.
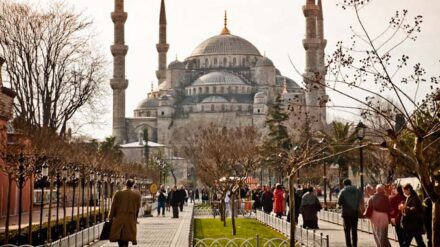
<box><xmin>12</xmin><ymin>0</ymin><xmax>440</xmax><ymax>139</ymax></box>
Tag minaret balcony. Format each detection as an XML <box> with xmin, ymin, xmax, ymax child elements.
<box><xmin>111</xmin><ymin>12</ymin><xmax>128</xmax><ymax>23</ymax></box>
<box><xmin>110</xmin><ymin>78</ymin><xmax>128</xmax><ymax>90</ymax></box>
<box><xmin>302</xmin><ymin>39</ymin><xmax>321</xmax><ymax>50</ymax></box>
<box><xmin>156</xmin><ymin>43</ymin><xmax>170</xmax><ymax>53</ymax></box>
<box><xmin>111</xmin><ymin>44</ymin><xmax>128</xmax><ymax>56</ymax></box>
<box><xmin>302</xmin><ymin>5</ymin><xmax>320</xmax><ymax>17</ymax></box>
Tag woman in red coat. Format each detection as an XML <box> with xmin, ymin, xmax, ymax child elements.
<box><xmin>273</xmin><ymin>184</ymin><xmax>284</xmax><ymax>218</ymax></box>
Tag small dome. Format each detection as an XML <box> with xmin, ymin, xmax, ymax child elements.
<box><xmin>275</xmin><ymin>69</ymin><xmax>281</xmax><ymax>76</ymax></box>
<box><xmin>168</xmin><ymin>60</ymin><xmax>185</xmax><ymax>69</ymax></box>
<box><xmin>201</xmin><ymin>96</ymin><xmax>229</xmax><ymax>103</ymax></box>
<box><xmin>189</xmin><ymin>34</ymin><xmax>261</xmax><ymax>57</ymax></box>
<box><xmin>192</xmin><ymin>71</ymin><xmax>246</xmax><ymax>86</ymax></box>
<box><xmin>276</xmin><ymin>76</ymin><xmax>301</xmax><ymax>89</ymax></box>
<box><xmin>137</xmin><ymin>97</ymin><xmax>159</xmax><ymax>109</ymax></box>
<box><xmin>256</xmin><ymin>57</ymin><xmax>274</xmax><ymax>67</ymax></box>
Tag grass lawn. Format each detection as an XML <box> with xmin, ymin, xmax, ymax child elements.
<box><xmin>194</xmin><ymin>218</ymin><xmax>287</xmax><ymax>239</ymax></box>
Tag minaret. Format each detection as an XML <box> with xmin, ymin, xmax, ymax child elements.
<box><xmin>156</xmin><ymin>0</ymin><xmax>169</xmax><ymax>85</ymax></box>
<box><xmin>303</xmin><ymin>0</ymin><xmax>327</xmax><ymax>129</ymax></box>
<box><xmin>110</xmin><ymin>0</ymin><xmax>128</xmax><ymax>143</ymax></box>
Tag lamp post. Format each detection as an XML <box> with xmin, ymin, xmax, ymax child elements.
<box><xmin>103</xmin><ymin>173</ymin><xmax>108</xmax><ymax>218</ymax></box>
<box><xmin>323</xmin><ymin>156</ymin><xmax>328</xmax><ymax>207</ymax></box>
<box><xmin>90</xmin><ymin>171</ymin><xmax>96</xmax><ymax>226</ymax></box>
<box><xmin>97</xmin><ymin>172</ymin><xmax>102</xmax><ymax>222</ymax></box>
<box><xmin>81</xmin><ymin>167</ymin><xmax>86</xmax><ymax>230</ymax></box>
<box><xmin>54</xmin><ymin>170</ymin><xmax>62</xmax><ymax>239</ymax></box>
<box><xmin>356</xmin><ymin>121</ymin><xmax>366</xmax><ymax>196</ymax></box>
<box><xmin>15</xmin><ymin>154</ymin><xmax>26</xmax><ymax>245</ymax></box>
<box><xmin>61</xmin><ymin>166</ymin><xmax>68</xmax><ymax>237</ymax></box>
<box><xmin>70</xmin><ymin>167</ymin><xmax>80</xmax><ymax>233</ymax></box>
<box><xmin>38</xmin><ymin>161</ymin><xmax>49</xmax><ymax>239</ymax></box>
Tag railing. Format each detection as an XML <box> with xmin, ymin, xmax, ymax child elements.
<box><xmin>317</xmin><ymin>210</ymin><xmax>398</xmax><ymax>241</ymax></box>
<box><xmin>193</xmin><ymin>236</ymin><xmax>289</xmax><ymax>247</ymax></box>
<box><xmin>193</xmin><ymin>208</ymin><xmax>220</xmax><ymax>217</ymax></box>
<box><xmin>0</xmin><ymin>222</ymin><xmax>104</xmax><ymax>247</ymax></box>
<box><xmin>188</xmin><ymin>206</ymin><xmax>195</xmax><ymax>247</ymax></box>
<box><xmin>256</xmin><ymin>211</ymin><xmax>329</xmax><ymax>247</ymax></box>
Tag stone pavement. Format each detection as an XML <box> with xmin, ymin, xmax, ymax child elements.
<box><xmin>92</xmin><ymin>204</ymin><xmax>193</xmax><ymax>247</ymax></box>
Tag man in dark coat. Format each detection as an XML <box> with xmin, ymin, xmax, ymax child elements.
<box><xmin>108</xmin><ymin>179</ymin><xmax>141</xmax><ymax>247</ymax></box>
<box><xmin>338</xmin><ymin>179</ymin><xmax>363</xmax><ymax>247</ymax></box>
<box><xmin>262</xmin><ymin>186</ymin><xmax>273</xmax><ymax>214</ymax></box>
<box><xmin>300</xmin><ymin>187</ymin><xmax>322</xmax><ymax>229</ymax></box>
<box><xmin>169</xmin><ymin>186</ymin><xmax>180</xmax><ymax>218</ymax></box>
<box><xmin>178</xmin><ymin>186</ymin><xmax>186</xmax><ymax>211</ymax></box>
<box><xmin>252</xmin><ymin>186</ymin><xmax>263</xmax><ymax>212</ymax></box>
<box><xmin>424</xmin><ymin>197</ymin><xmax>432</xmax><ymax>247</ymax></box>
<box><xmin>400</xmin><ymin>183</ymin><xmax>426</xmax><ymax>247</ymax></box>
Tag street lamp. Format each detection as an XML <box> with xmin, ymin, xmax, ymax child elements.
<box><xmin>89</xmin><ymin>171</ymin><xmax>96</xmax><ymax>226</ymax></box>
<box><xmin>103</xmin><ymin>173</ymin><xmax>108</xmax><ymax>217</ymax></box>
<box><xmin>356</xmin><ymin>121</ymin><xmax>366</xmax><ymax>196</ymax></box>
<box><xmin>15</xmin><ymin>154</ymin><xmax>26</xmax><ymax>245</ymax></box>
<box><xmin>38</xmin><ymin>161</ymin><xmax>49</xmax><ymax>239</ymax></box>
<box><xmin>54</xmin><ymin>170</ymin><xmax>62</xmax><ymax>239</ymax></box>
<box><xmin>61</xmin><ymin>166</ymin><xmax>68</xmax><ymax>237</ymax></box>
<box><xmin>70</xmin><ymin>167</ymin><xmax>80</xmax><ymax>233</ymax></box>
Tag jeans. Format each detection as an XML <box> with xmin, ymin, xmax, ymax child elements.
<box><xmin>395</xmin><ymin>224</ymin><xmax>404</xmax><ymax>246</ymax></box>
<box><xmin>172</xmin><ymin>205</ymin><xmax>179</xmax><ymax>218</ymax></box>
<box><xmin>157</xmin><ymin>201</ymin><xmax>165</xmax><ymax>215</ymax></box>
<box><xmin>343</xmin><ymin>216</ymin><xmax>358</xmax><ymax>247</ymax></box>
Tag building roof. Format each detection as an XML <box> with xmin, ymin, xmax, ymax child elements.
<box><xmin>136</xmin><ymin>97</ymin><xmax>159</xmax><ymax>109</ymax></box>
<box><xmin>192</xmin><ymin>71</ymin><xmax>246</xmax><ymax>86</ymax></box>
<box><xmin>201</xmin><ymin>96</ymin><xmax>229</xmax><ymax>103</ymax></box>
<box><xmin>189</xmin><ymin>34</ymin><xmax>261</xmax><ymax>57</ymax></box>
<box><xmin>256</xmin><ymin>57</ymin><xmax>274</xmax><ymax>67</ymax></box>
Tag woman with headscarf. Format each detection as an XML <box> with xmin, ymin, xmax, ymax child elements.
<box><xmin>399</xmin><ymin>183</ymin><xmax>426</xmax><ymax>247</ymax></box>
<box><xmin>364</xmin><ymin>184</ymin><xmax>392</xmax><ymax>247</ymax></box>
<box><xmin>300</xmin><ymin>187</ymin><xmax>321</xmax><ymax>229</ymax></box>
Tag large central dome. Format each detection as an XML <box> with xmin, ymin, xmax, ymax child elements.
<box><xmin>189</xmin><ymin>34</ymin><xmax>261</xmax><ymax>57</ymax></box>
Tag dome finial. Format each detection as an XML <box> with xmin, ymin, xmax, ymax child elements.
<box><xmin>221</xmin><ymin>10</ymin><xmax>231</xmax><ymax>35</ymax></box>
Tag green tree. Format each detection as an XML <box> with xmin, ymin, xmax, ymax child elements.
<box><xmin>98</xmin><ymin>136</ymin><xmax>123</xmax><ymax>162</ymax></box>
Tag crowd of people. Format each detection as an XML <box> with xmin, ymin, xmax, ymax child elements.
<box><xmin>155</xmin><ymin>184</ymin><xmax>194</xmax><ymax>218</ymax></box>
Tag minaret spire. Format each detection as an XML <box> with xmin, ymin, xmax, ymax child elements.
<box><xmin>303</xmin><ymin>0</ymin><xmax>327</xmax><ymax>130</ymax></box>
<box><xmin>110</xmin><ymin>0</ymin><xmax>129</xmax><ymax>143</ymax></box>
<box><xmin>221</xmin><ymin>10</ymin><xmax>231</xmax><ymax>35</ymax></box>
<box><xmin>156</xmin><ymin>0</ymin><xmax>169</xmax><ymax>85</ymax></box>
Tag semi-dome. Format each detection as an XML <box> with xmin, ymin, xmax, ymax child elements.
<box><xmin>254</xmin><ymin>92</ymin><xmax>267</xmax><ymax>98</ymax></box>
<box><xmin>256</xmin><ymin>57</ymin><xmax>274</xmax><ymax>67</ymax></box>
<box><xmin>192</xmin><ymin>71</ymin><xmax>246</xmax><ymax>86</ymax></box>
<box><xmin>189</xmin><ymin>34</ymin><xmax>261</xmax><ymax>57</ymax></box>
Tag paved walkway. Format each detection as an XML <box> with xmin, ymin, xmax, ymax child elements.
<box><xmin>92</xmin><ymin>204</ymin><xmax>194</xmax><ymax>247</ymax></box>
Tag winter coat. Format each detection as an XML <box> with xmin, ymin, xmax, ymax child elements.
<box><xmin>389</xmin><ymin>192</ymin><xmax>405</xmax><ymax>226</ymax></box>
<box><xmin>156</xmin><ymin>189</ymin><xmax>167</xmax><ymax>203</ymax></box>
<box><xmin>300</xmin><ymin>192</ymin><xmax>322</xmax><ymax>221</ymax></box>
<box><xmin>364</xmin><ymin>192</ymin><xmax>392</xmax><ymax>228</ymax></box>
<box><xmin>252</xmin><ymin>190</ymin><xmax>263</xmax><ymax>209</ymax></box>
<box><xmin>169</xmin><ymin>190</ymin><xmax>180</xmax><ymax>206</ymax></box>
<box><xmin>401</xmin><ymin>193</ymin><xmax>425</xmax><ymax>235</ymax></box>
<box><xmin>338</xmin><ymin>185</ymin><xmax>362</xmax><ymax>217</ymax></box>
<box><xmin>108</xmin><ymin>189</ymin><xmax>141</xmax><ymax>243</ymax></box>
<box><xmin>273</xmin><ymin>188</ymin><xmax>284</xmax><ymax>213</ymax></box>
<box><xmin>262</xmin><ymin>190</ymin><xmax>274</xmax><ymax>212</ymax></box>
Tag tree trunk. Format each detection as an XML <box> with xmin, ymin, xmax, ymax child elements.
<box><xmin>289</xmin><ymin>175</ymin><xmax>296</xmax><ymax>247</ymax></box>
<box><xmin>433</xmin><ymin>199</ymin><xmax>440</xmax><ymax>247</ymax></box>
<box><xmin>47</xmin><ymin>178</ymin><xmax>54</xmax><ymax>242</ymax></box>
<box><xmin>231</xmin><ymin>191</ymin><xmax>237</xmax><ymax>236</ymax></box>
<box><xmin>4</xmin><ymin>174</ymin><xmax>12</xmax><ymax>244</ymax></box>
<box><xmin>28</xmin><ymin>175</ymin><xmax>33</xmax><ymax>245</ymax></box>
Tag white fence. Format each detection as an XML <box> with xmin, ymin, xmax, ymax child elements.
<box><xmin>256</xmin><ymin>211</ymin><xmax>329</xmax><ymax>247</ymax></box>
<box><xmin>193</xmin><ymin>237</ymin><xmax>289</xmax><ymax>247</ymax></box>
<box><xmin>0</xmin><ymin>222</ymin><xmax>105</xmax><ymax>247</ymax></box>
<box><xmin>318</xmin><ymin>210</ymin><xmax>398</xmax><ymax>241</ymax></box>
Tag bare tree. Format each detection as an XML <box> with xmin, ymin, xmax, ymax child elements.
<box><xmin>326</xmin><ymin>1</ymin><xmax>440</xmax><ymax>244</ymax></box>
<box><xmin>0</xmin><ymin>1</ymin><xmax>107</xmax><ymax>136</ymax></box>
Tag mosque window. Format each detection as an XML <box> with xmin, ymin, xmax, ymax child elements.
<box><xmin>214</xmin><ymin>58</ymin><xmax>218</xmax><ymax>66</ymax></box>
<box><xmin>213</xmin><ymin>87</ymin><xmax>217</xmax><ymax>93</ymax></box>
<box><xmin>146</xmin><ymin>111</ymin><xmax>151</xmax><ymax>117</ymax></box>
<box><xmin>193</xmin><ymin>88</ymin><xmax>196</xmax><ymax>95</ymax></box>
<box><xmin>220</xmin><ymin>87</ymin><xmax>224</xmax><ymax>93</ymax></box>
<box><xmin>211</xmin><ymin>105</ymin><xmax>215</xmax><ymax>112</ymax></box>
<box><xmin>257</xmin><ymin>109</ymin><xmax>261</xmax><ymax>113</ymax></box>
<box><xmin>242</xmin><ymin>58</ymin><xmax>246</xmax><ymax>66</ymax></box>
<box><xmin>161</xmin><ymin>111</ymin><xmax>165</xmax><ymax>116</ymax></box>
<box><xmin>205</xmin><ymin>87</ymin><xmax>209</xmax><ymax>94</ymax></box>
<box><xmin>238</xmin><ymin>105</ymin><xmax>242</xmax><ymax>111</ymax></box>
<box><xmin>201</xmin><ymin>105</ymin><xmax>204</xmax><ymax>112</ymax></box>
<box><xmin>221</xmin><ymin>105</ymin><xmax>225</xmax><ymax>111</ymax></box>
<box><xmin>241</xmin><ymin>87</ymin><xmax>245</xmax><ymax>93</ymax></box>
<box><xmin>205</xmin><ymin>58</ymin><xmax>208</xmax><ymax>67</ymax></box>
<box><xmin>223</xmin><ymin>57</ymin><xmax>227</xmax><ymax>67</ymax></box>
<box><xmin>248</xmin><ymin>105</ymin><xmax>252</xmax><ymax>111</ymax></box>
<box><xmin>233</xmin><ymin>57</ymin><xmax>237</xmax><ymax>66</ymax></box>
<box><xmin>235</xmin><ymin>86</ymin><xmax>238</xmax><ymax>93</ymax></box>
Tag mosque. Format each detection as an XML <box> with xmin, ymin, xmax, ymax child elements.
<box><xmin>109</xmin><ymin>0</ymin><xmax>328</xmax><ymax>174</ymax></box>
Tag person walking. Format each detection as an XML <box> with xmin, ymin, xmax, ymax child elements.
<box><xmin>338</xmin><ymin>179</ymin><xmax>363</xmax><ymax>247</ymax></box>
<box><xmin>364</xmin><ymin>184</ymin><xmax>392</xmax><ymax>247</ymax></box>
<box><xmin>424</xmin><ymin>196</ymin><xmax>432</xmax><ymax>247</ymax></box>
<box><xmin>389</xmin><ymin>185</ymin><xmax>406</xmax><ymax>246</ymax></box>
<box><xmin>400</xmin><ymin>183</ymin><xmax>426</xmax><ymax>247</ymax></box>
<box><xmin>252</xmin><ymin>186</ymin><xmax>263</xmax><ymax>212</ymax></box>
<box><xmin>156</xmin><ymin>185</ymin><xmax>167</xmax><ymax>217</ymax></box>
<box><xmin>178</xmin><ymin>186</ymin><xmax>186</xmax><ymax>211</ymax></box>
<box><xmin>273</xmin><ymin>184</ymin><xmax>284</xmax><ymax>218</ymax></box>
<box><xmin>108</xmin><ymin>179</ymin><xmax>141</xmax><ymax>247</ymax></box>
<box><xmin>169</xmin><ymin>186</ymin><xmax>180</xmax><ymax>218</ymax></box>
<box><xmin>195</xmin><ymin>188</ymin><xmax>200</xmax><ymax>202</ymax></box>
<box><xmin>262</xmin><ymin>186</ymin><xmax>274</xmax><ymax>214</ymax></box>
<box><xmin>300</xmin><ymin>187</ymin><xmax>322</xmax><ymax>229</ymax></box>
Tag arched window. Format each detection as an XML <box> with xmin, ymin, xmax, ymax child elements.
<box><xmin>205</xmin><ymin>87</ymin><xmax>209</xmax><ymax>94</ymax></box>
<box><xmin>211</xmin><ymin>105</ymin><xmax>215</xmax><ymax>111</ymax></box>
<box><xmin>241</xmin><ymin>87</ymin><xmax>245</xmax><ymax>93</ymax></box>
<box><xmin>233</xmin><ymin>57</ymin><xmax>237</xmax><ymax>66</ymax></box>
<box><xmin>220</xmin><ymin>87</ymin><xmax>224</xmax><ymax>93</ymax></box>
<box><xmin>248</xmin><ymin>105</ymin><xmax>252</xmax><ymax>111</ymax></box>
<box><xmin>199</xmin><ymin>87</ymin><xmax>202</xmax><ymax>94</ymax></box>
<box><xmin>213</xmin><ymin>87</ymin><xmax>217</xmax><ymax>93</ymax></box>
<box><xmin>223</xmin><ymin>57</ymin><xmax>227</xmax><ymax>66</ymax></box>
<box><xmin>242</xmin><ymin>58</ymin><xmax>246</xmax><ymax>66</ymax></box>
<box><xmin>205</xmin><ymin>58</ymin><xmax>208</xmax><ymax>67</ymax></box>
<box><xmin>214</xmin><ymin>58</ymin><xmax>218</xmax><ymax>66</ymax></box>
<box><xmin>238</xmin><ymin>105</ymin><xmax>242</xmax><ymax>111</ymax></box>
<box><xmin>221</xmin><ymin>105</ymin><xmax>225</xmax><ymax>111</ymax></box>
<box><xmin>235</xmin><ymin>86</ymin><xmax>239</xmax><ymax>93</ymax></box>
<box><xmin>193</xmin><ymin>88</ymin><xmax>196</xmax><ymax>94</ymax></box>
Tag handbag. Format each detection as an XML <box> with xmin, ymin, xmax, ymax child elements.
<box><xmin>99</xmin><ymin>221</ymin><xmax>112</xmax><ymax>240</ymax></box>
